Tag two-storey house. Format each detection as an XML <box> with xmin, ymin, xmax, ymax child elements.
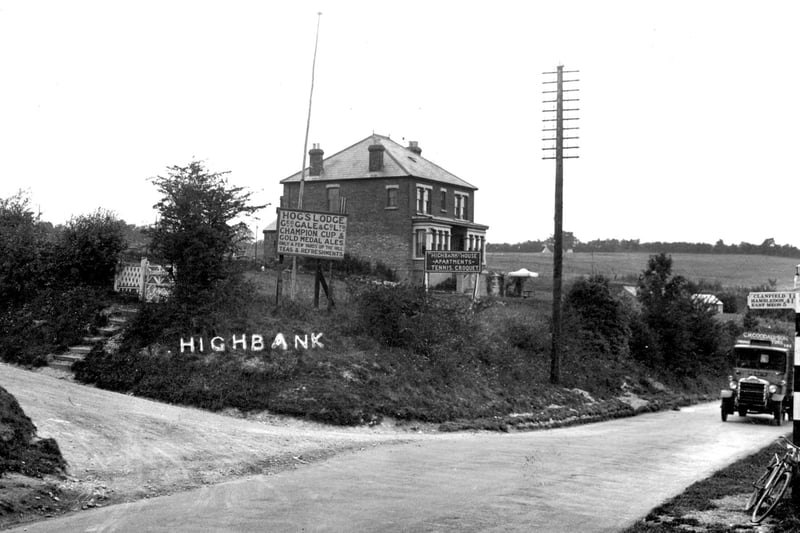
<box><xmin>270</xmin><ymin>134</ymin><xmax>489</xmax><ymax>283</ymax></box>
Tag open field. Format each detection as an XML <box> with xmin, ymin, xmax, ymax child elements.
<box><xmin>487</xmin><ymin>252</ymin><xmax>800</xmax><ymax>289</ymax></box>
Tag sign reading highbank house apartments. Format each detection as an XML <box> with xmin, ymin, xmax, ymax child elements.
<box><xmin>424</xmin><ymin>250</ymin><xmax>482</xmax><ymax>273</ymax></box>
<box><xmin>747</xmin><ymin>291</ymin><xmax>798</xmax><ymax>310</ymax></box>
<box><xmin>276</xmin><ymin>208</ymin><xmax>347</xmax><ymax>260</ymax></box>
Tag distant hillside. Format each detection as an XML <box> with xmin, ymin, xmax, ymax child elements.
<box><xmin>488</xmin><ymin>237</ymin><xmax>800</xmax><ymax>259</ymax></box>
<box><xmin>486</xmin><ymin>252</ymin><xmax>800</xmax><ymax>290</ymax></box>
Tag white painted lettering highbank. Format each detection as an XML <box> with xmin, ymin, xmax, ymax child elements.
<box><xmin>179</xmin><ymin>333</ymin><xmax>324</xmax><ymax>353</ymax></box>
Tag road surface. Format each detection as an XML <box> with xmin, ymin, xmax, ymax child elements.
<box><xmin>1</xmin><ymin>364</ymin><xmax>788</xmax><ymax>532</ymax></box>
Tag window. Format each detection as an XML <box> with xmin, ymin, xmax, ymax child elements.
<box><xmin>416</xmin><ymin>185</ymin><xmax>431</xmax><ymax>214</ymax></box>
<box><xmin>386</xmin><ymin>185</ymin><xmax>398</xmax><ymax>208</ymax></box>
<box><xmin>454</xmin><ymin>193</ymin><xmax>469</xmax><ymax>220</ymax></box>
<box><xmin>327</xmin><ymin>186</ymin><xmax>340</xmax><ymax>213</ymax></box>
<box><xmin>415</xmin><ymin>229</ymin><xmax>427</xmax><ymax>257</ymax></box>
<box><xmin>440</xmin><ymin>189</ymin><xmax>447</xmax><ymax>212</ymax></box>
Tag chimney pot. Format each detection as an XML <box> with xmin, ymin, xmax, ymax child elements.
<box><xmin>309</xmin><ymin>144</ymin><xmax>324</xmax><ymax>176</ymax></box>
<box><xmin>407</xmin><ymin>141</ymin><xmax>422</xmax><ymax>155</ymax></box>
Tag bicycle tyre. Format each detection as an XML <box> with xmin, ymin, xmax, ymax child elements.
<box><xmin>745</xmin><ymin>464</ymin><xmax>777</xmax><ymax>512</ymax></box>
<box><xmin>751</xmin><ymin>469</ymin><xmax>792</xmax><ymax>523</ymax></box>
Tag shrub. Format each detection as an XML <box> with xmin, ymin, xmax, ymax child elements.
<box><xmin>565</xmin><ymin>275</ymin><xmax>631</xmax><ymax>357</ymax></box>
<box><xmin>636</xmin><ymin>253</ymin><xmax>724</xmax><ymax>375</ymax></box>
<box><xmin>53</xmin><ymin>209</ymin><xmax>127</xmax><ymax>288</ymax></box>
<box><xmin>0</xmin><ymin>286</ymin><xmax>108</xmax><ymax>366</ymax></box>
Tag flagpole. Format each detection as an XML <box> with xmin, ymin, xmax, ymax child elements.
<box><xmin>291</xmin><ymin>12</ymin><xmax>322</xmax><ymax>300</ymax></box>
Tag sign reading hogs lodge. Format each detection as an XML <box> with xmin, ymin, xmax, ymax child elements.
<box><xmin>276</xmin><ymin>208</ymin><xmax>348</xmax><ymax>260</ymax></box>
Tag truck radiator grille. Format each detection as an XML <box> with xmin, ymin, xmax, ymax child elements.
<box><xmin>739</xmin><ymin>381</ymin><xmax>766</xmax><ymax>404</ymax></box>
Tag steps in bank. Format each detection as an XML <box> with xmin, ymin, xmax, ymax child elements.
<box><xmin>47</xmin><ymin>305</ymin><xmax>138</xmax><ymax>371</ymax></box>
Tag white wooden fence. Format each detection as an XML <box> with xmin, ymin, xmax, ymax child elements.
<box><xmin>114</xmin><ymin>258</ymin><xmax>174</xmax><ymax>302</ymax></box>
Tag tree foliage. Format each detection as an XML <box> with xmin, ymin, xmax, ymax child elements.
<box><xmin>0</xmin><ymin>192</ymin><xmax>126</xmax><ymax>366</ymax></box>
<box><xmin>564</xmin><ymin>275</ymin><xmax>630</xmax><ymax>357</ymax></box>
<box><xmin>147</xmin><ymin>161</ymin><xmax>265</xmax><ymax>302</ymax></box>
<box><xmin>54</xmin><ymin>209</ymin><xmax>127</xmax><ymax>287</ymax></box>
<box><xmin>0</xmin><ymin>191</ymin><xmax>50</xmax><ymax>305</ymax></box>
<box><xmin>635</xmin><ymin>253</ymin><xmax>721</xmax><ymax>373</ymax></box>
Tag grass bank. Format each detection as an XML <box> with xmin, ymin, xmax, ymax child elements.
<box><xmin>624</xmin><ymin>439</ymin><xmax>800</xmax><ymax>532</ymax></box>
<box><xmin>73</xmin><ymin>269</ymin><xmax>730</xmax><ymax>428</ymax></box>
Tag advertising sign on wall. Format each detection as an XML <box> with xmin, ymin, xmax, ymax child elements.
<box><xmin>276</xmin><ymin>208</ymin><xmax>348</xmax><ymax>260</ymax></box>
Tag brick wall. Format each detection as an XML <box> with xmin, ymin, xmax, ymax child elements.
<box><xmin>281</xmin><ymin>178</ymin><xmax>476</xmax><ymax>280</ymax></box>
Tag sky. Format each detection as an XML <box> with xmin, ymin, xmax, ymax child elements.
<box><xmin>1</xmin><ymin>1</ymin><xmax>798</xmax><ymax>247</ymax></box>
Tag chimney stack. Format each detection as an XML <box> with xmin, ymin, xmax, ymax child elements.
<box><xmin>368</xmin><ymin>142</ymin><xmax>385</xmax><ymax>172</ymax></box>
<box><xmin>309</xmin><ymin>143</ymin><xmax>324</xmax><ymax>176</ymax></box>
<box><xmin>407</xmin><ymin>140</ymin><xmax>422</xmax><ymax>156</ymax></box>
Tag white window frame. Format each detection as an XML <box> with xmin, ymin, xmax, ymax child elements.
<box><xmin>326</xmin><ymin>184</ymin><xmax>340</xmax><ymax>213</ymax></box>
<box><xmin>454</xmin><ymin>192</ymin><xmax>468</xmax><ymax>220</ymax></box>
<box><xmin>413</xmin><ymin>224</ymin><xmax>451</xmax><ymax>259</ymax></box>
<box><xmin>416</xmin><ymin>184</ymin><xmax>432</xmax><ymax>215</ymax></box>
<box><xmin>385</xmin><ymin>184</ymin><xmax>399</xmax><ymax>210</ymax></box>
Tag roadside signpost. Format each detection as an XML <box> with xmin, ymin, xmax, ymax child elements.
<box><xmin>276</xmin><ymin>208</ymin><xmax>347</xmax><ymax>260</ymax></box>
<box><xmin>747</xmin><ymin>289</ymin><xmax>800</xmax><ymax>505</ymax></box>
<box><xmin>747</xmin><ymin>291</ymin><xmax>797</xmax><ymax>310</ymax></box>
<box><xmin>276</xmin><ymin>208</ymin><xmax>347</xmax><ymax>308</ymax></box>
<box><xmin>424</xmin><ymin>250</ymin><xmax>482</xmax><ymax>300</ymax></box>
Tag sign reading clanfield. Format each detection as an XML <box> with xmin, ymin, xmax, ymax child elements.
<box><xmin>424</xmin><ymin>250</ymin><xmax>482</xmax><ymax>273</ymax></box>
<box><xmin>276</xmin><ymin>208</ymin><xmax>347</xmax><ymax>260</ymax></box>
<box><xmin>747</xmin><ymin>291</ymin><xmax>798</xmax><ymax>310</ymax></box>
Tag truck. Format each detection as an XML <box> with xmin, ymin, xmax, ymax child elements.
<box><xmin>720</xmin><ymin>332</ymin><xmax>793</xmax><ymax>425</ymax></box>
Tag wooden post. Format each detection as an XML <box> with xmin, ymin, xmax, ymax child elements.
<box><xmin>327</xmin><ymin>261</ymin><xmax>334</xmax><ymax>310</ymax></box>
<box><xmin>793</xmin><ymin>308</ymin><xmax>800</xmax><ymax>506</ymax></box>
<box><xmin>139</xmin><ymin>257</ymin><xmax>148</xmax><ymax>302</ymax></box>
<box><xmin>314</xmin><ymin>259</ymin><xmax>321</xmax><ymax>308</ymax></box>
<box><xmin>275</xmin><ymin>258</ymin><xmax>284</xmax><ymax>307</ymax></box>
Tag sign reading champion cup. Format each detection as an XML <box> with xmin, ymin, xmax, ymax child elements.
<box><xmin>276</xmin><ymin>208</ymin><xmax>348</xmax><ymax>260</ymax></box>
<box><xmin>424</xmin><ymin>250</ymin><xmax>482</xmax><ymax>273</ymax></box>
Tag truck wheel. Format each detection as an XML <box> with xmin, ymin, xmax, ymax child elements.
<box><xmin>774</xmin><ymin>404</ymin><xmax>783</xmax><ymax>426</ymax></box>
<box><xmin>721</xmin><ymin>409</ymin><xmax>728</xmax><ymax>422</ymax></box>
<box><xmin>738</xmin><ymin>408</ymin><xmax>747</xmax><ymax>417</ymax></box>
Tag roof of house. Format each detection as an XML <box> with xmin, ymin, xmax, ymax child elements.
<box><xmin>280</xmin><ymin>134</ymin><xmax>478</xmax><ymax>190</ymax></box>
<box><xmin>692</xmin><ymin>293</ymin><xmax>723</xmax><ymax>305</ymax></box>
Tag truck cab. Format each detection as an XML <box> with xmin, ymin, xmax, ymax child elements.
<box><xmin>720</xmin><ymin>332</ymin><xmax>793</xmax><ymax>425</ymax></box>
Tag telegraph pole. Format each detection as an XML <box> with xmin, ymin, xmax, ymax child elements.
<box><xmin>543</xmin><ymin>65</ymin><xmax>579</xmax><ymax>384</ymax></box>
<box><xmin>290</xmin><ymin>12</ymin><xmax>322</xmax><ymax>300</ymax></box>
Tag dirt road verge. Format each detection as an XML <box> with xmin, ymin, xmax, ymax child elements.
<box><xmin>0</xmin><ymin>363</ymin><xmax>426</xmax><ymax>529</ymax></box>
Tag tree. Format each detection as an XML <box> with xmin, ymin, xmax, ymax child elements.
<box><xmin>565</xmin><ymin>275</ymin><xmax>630</xmax><ymax>357</ymax></box>
<box><xmin>636</xmin><ymin>253</ymin><xmax>720</xmax><ymax>373</ymax></box>
<box><xmin>546</xmin><ymin>231</ymin><xmax>579</xmax><ymax>250</ymax></box>
<box><xmin>55</xmin><ymin>209</ymin><xmax>127</xmax><ymax>288</ymax></box>
<box><xmin>147</xmin><ymin>161</ymin><xmax>265</xmax><ymax>301</ymax></box>
<box><xmin>0</xmin><ymin>191</ymin><xmax>49</xmax><ymax>305</ymax></box>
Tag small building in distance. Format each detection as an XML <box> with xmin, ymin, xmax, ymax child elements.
<box><xmin>269</xmin><ymin>134</ymin><xmax>489</xmax><ymax>283</ymax></box>
<box><xmin>692</xmin><ymin>293</ymin><xmax>724</xmax><ymax>314</ymax></box>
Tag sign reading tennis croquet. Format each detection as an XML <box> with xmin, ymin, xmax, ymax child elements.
<box><xmin>747</xmin><ymin>291</ymin><xmax>798</xmax><ymax>310</ymax></box>
<box><xmin>424</xmin><ymin>250</ymin><xmax>482</xmax><ymax>273</ymax></box>
<box><xmin>276</xmin><ymin>208</ymin><xmax>348</xmax><ymax>260</ymax></box>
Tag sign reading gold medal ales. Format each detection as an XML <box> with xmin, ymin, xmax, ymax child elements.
<box><xmin>276</xmin><ymin>208</ymin><xmax>348</xmax><ymax>260</ymax></box>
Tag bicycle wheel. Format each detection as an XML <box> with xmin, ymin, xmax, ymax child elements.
<box><xmin>751</xmin><ymin>469</ymin><xmax>792</xmax><ymax>523</ymax></box>
<box><xmin>745</xmin><ymin>464</ymin><xmax>777</xmax><ymax>512</ymax></box>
